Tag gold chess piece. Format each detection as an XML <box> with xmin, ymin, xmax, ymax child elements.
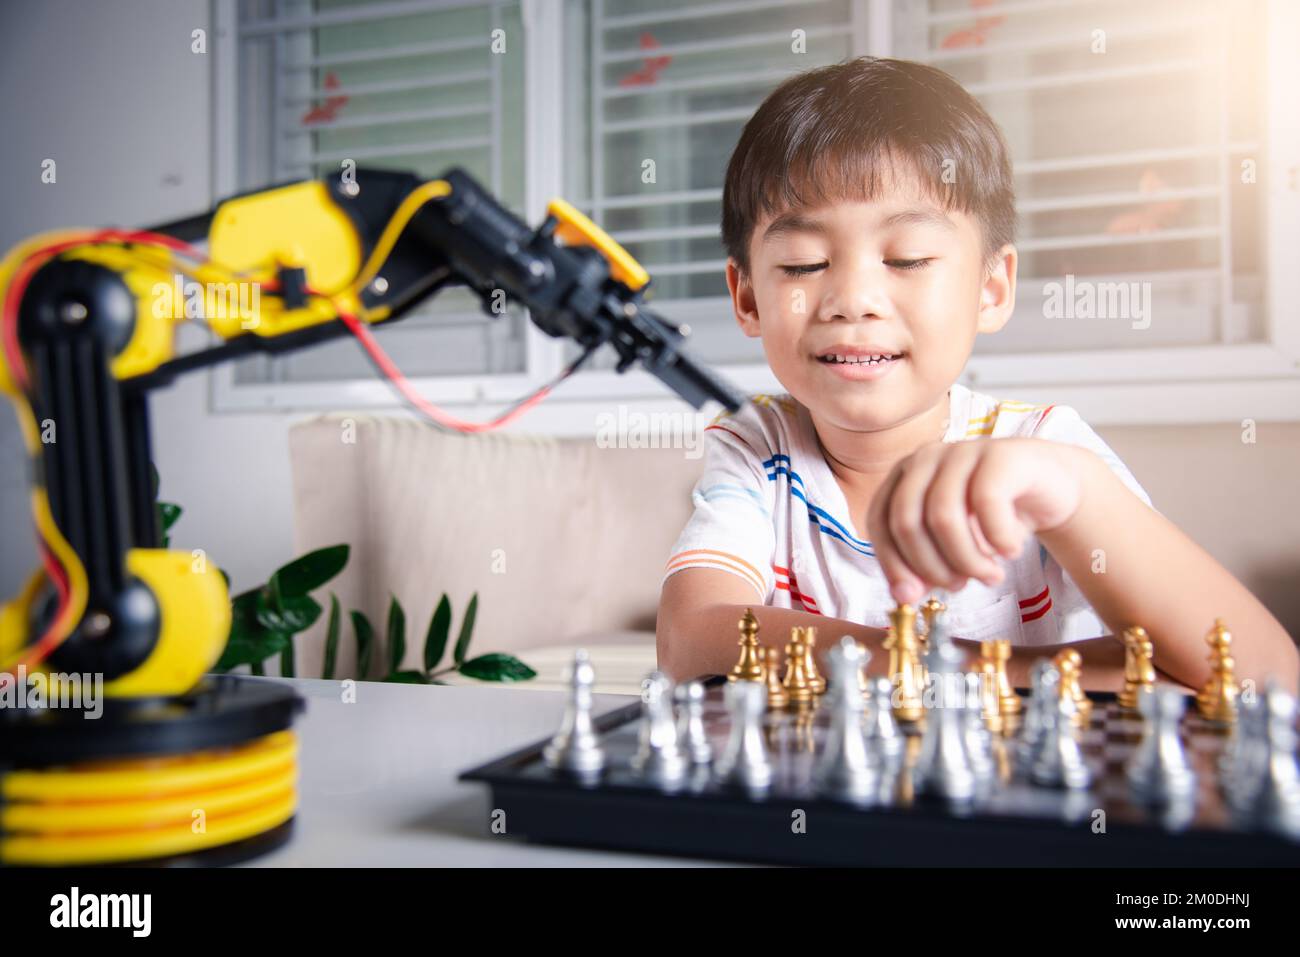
<box><xmin>796</xmin><ymin>626</ymin><xmax>827</xmax><ymax>695</ymax></box>
<box><xmin>1196</xmin><ymin>618</ymin><xmax>1240</xmax><ymax>724</ymax></box>
<box><xmin>764</xmin><ymin>645</ymin><xmax>789</xmax><ymax>711</ymax></box>
<box><xmin>1118</xmin><ymin>625</ymin><xmax>1156</xmax><ymax>710</ymax></box>
<box><xmin>782</xmin><ymin>631</ymin><xmax>815</xmax><ymax>708</ymax></box>
<box><xmin>978</xmin><ymin>658</ymin><xmax>1005</xmax><ymax>734</ymax></box>
<box><xmin>728</xmin><ymin>608</ymin><xmax>766</xmax><ymax>683</ymax></box>
<box><xmin>1053</xmin><ymin>648</ymin><xmax>1091</xmax><ymax>727</ymax></box>
<box><xmin>885</xmin><ymin>603</ymin><xmax>925</xmax><ymax>723</ymax></box>
<box><xmin>980</xmin><ymin>638</ymin><xmax>1023</xmax><ymax>716</ymax></box>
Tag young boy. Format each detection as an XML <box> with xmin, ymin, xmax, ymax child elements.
<box><xmin>657</xmin><ymin>57</ymin><xmax>1297</xmax><ymax>694</ymax></box>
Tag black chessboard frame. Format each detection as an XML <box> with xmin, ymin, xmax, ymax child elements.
<box><xmin>458</xmin><ymin>681</ymin><xmax>1300</xmax><ymax>867</ymax></box>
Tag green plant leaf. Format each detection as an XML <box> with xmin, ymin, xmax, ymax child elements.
<box><xmin>322</xmin><ymin>593</ymin><xmax>340</xmax><ymax>680</ymax></box>
<box><xmin>216</xmin><ymin>628</ymin><xmax>290</xmax><ymax>671</ymax></box>
<box><xmin>457</xmin><ymin>653</ymin><xmax>536</xmax><ymax>683</ymax></box>
<box><xmin>271</xmin><ymin>545</ymin><xmax>350</xmax><ymax>598</ymax></box>
<box><xmin>158</xmin><ymin>502</ymin><xmax>182</xmax><ymax>532</ymax></box>
<box><xmin>387</xmin><ymin>595</ymin><xmax>406</xmax><ymax>674</ymax></box>
<box><xmin>352</xmin><ymin>610</ymin><xmax>374</xmax><ymax>679</ymax></box>
<box><xmin>424</xmin><ymin>594</ymin><xmax>452</xmax><ymax>672</ymax></box>
<box><xmin>280</xmin><ymin>637</ymin><xmax>296</xmax><ymax>679</ymax></box>
<box><xmin>384</xmin><ymin>670</ymin><xmax>430</xmax><ymax>684</ymax></box>
<box><xmin>254</xmin><ymin>591</ymin><xmax>321</xmax><ymax>634</ymax></box>
<box><xmin>453</xmin><ymin>592</ymin><xmax>478</xmax><ymax>665</ymax></box>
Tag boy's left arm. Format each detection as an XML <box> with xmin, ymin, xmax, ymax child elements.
<box><xmin>866</xmin><ymin>438</ymin><xmax>1299</xmax><ymax>695</ymax></box>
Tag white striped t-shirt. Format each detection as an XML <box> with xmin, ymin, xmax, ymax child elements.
<box><xmin>662</xmin><ymin>384</ymin><xmax>1155</xmax><ymax>647</ymax></box>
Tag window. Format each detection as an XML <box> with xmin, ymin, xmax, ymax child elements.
<box><xmin>214</xmin><ymin>0</ymin><xmax>1300</xmax><ymax>424</ymax></box>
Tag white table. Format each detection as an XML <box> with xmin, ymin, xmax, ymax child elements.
<box><xmin>244</xmin><ymin>676</ymin><xmax>727</xmax><ymax>866</ymax></box>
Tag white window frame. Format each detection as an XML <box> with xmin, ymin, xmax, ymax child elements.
<box><xmin>210</xmin><ymin>0</ymin><xmax>1300</xmax><ymax>427</ymax></box>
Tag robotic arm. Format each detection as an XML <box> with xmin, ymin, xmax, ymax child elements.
<box><xmin>0</xmin><ymin>166</ymin><xmax>747</xmax><ymax>698</ymax></box>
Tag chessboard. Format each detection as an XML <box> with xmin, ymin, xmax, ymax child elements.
<box><xmin>459</xmin><ymin>677</ymin><xmax>1300</xmax><ymax>867</ymax></box>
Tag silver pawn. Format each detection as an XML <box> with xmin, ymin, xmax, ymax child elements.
<box><xmin>1231</xmin><ymin>684</ymin><xmax>1300</xmax><ymax>838</ymax></box>
<box><xmin>864</xmin><ymin>676</ymin><xmax>904</xmax><ymax>761</ymax></box>
<box><xmin>1016</xmin><ymin>660</ymin><xmax>1056</xmax><ymax>776</ymax></box>
<box><xmin>630</xmin><ymin>671</ymin><xmax>688</xmax><ymax>788</ymax></box>
<box><xmin>963</xmin><ymin>671</ymin><xmax>996</xmax><ymax>785</ymax></box>
<box><xmin>675</xmin><ymin>680</ymin><xmax>713</xmax><ymax>766</ymax></box>
<box><xmin>1029</xmin><ymin>678</ymin><xmax>1093</xmax><ymax>790</ymax></box>
<box><xmin>1126</xmin><ymin>685</ymin><xmax>1196</xmax><ymax>804</ymax></box>
<box><xmin>543</xmin><ymin>648</ymin><xmax>605</xmax><ymax>777</ymax></box>
<box><xmin>914</xmin><ymin>613</ymin><xmax>976</xmax><ymax>802</ymax></box>
<box><xmin>713</xmin><ymin>678</ymin><xmax>773</xmax><ymax>791</ymax></box>
<box><xmin>813</xmin><ymin>637</ymin><xmax>878</xmax><ymax>804</ymax></box>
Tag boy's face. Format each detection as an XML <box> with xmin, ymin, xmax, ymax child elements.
<box><xmin>726</xmin><ymin>166</ymin><xmax>1016</xmax><ymax>435</ymax></box>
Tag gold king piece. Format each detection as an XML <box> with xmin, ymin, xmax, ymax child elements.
<box><xmin>728</xmin><ymin>608</ymin><xmax>766</xmax><ymax>683</ymax></box>
<box><xmin>885</xmin><ymin>603</ymin><xmax>925</xmax><ymax>723</ymax></box>
<box><xmin>1196</xmin><ymin>618</ymin><xmax>1240</xmax><ymax>725</ymax></box>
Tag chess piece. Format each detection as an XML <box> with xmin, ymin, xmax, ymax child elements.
<box><xmin>1224</xmin><ymin>684</ymin><xmax>1300</xmax><ymax>837</ymax></box>
<box><xmin>728</xmin><ymin>608</ymin><xmax>766</xmax><ymax>682</ymax></box>
<box><xmin>1029</xmin><ymin>677</ymin><xmax>1093</xmax><ymax>791</ymax></box>
<box><xmin>1016</xmin><ymin>660</ymin><xmax>1056</xmax><ymax>776</ymax></box>
<box><xmin>919</xmin><ymin>595</ymin><xmax>945</xmax><ymax>691</ymax></box>
<box><xmin>675</xmin><ymin>680</ymin><xmax>713</xmax><ymax>766</ymax></box>
<box><xmin>1196</xmin><ymin>619</ymin><xmax>1240</xmax><ymax>725</ymax></box>
<box><xmin>714</xmin><ymin>678</ymin><xmax>773</xmax><ymax>790</ymax></box>
<box><xmin>1118</xmin><ymin>626</ymin><xmax>1156</xmax><ymax>711</ymax></box>
<box><xmin>630</xmin><ymin>671</ymin><xmax>688</xmax><ymax>788</ymax></box>
<box><xmin>812</xmin><ymin>638</ymin><xmax>879</xmax><ymax>804</ymax></box>
<box><xmin>963</xmin><ymin>672</ymin><xmax>996</xmax><ymax>784</ymax></box>
<box><xmin>1053</xmin><ymin>648</ymin><xmax>1091</xmax><ymax>727</ymax></box>
<box><xmin>977</xmin><ymin>658</ymin><xmax>1005</xmax><ymax>734</ymax></box>
<box><xmin>764</xmin><ymin>646</ymin><xmax>789</xmax><ymax>711</ymax></box>
<box><xmin>782</xmin><ymin>630</ymin><xmax>815</xmax><ymax>708</ymax></box>
<box><xmin>798</xmin><ymin>626</ymin><xmax>827</xmax><ymax>695</ymax></box>
<box><xmin>1126</xmin><ymin>686</ymin><xmax>1197</xmax><ymax>805</ymax></box>
<box><xmin>914</xmin><ymin>613</ymin><xmax>976</xmax><ymax>802</ymax></box>
<box><xmin>543</xmin><ymin>649</ymin><xmax>606</xmax><ymax>777</ymax></box>
<box><xmin>864</xmin><ymin>676</ymin><xmax>904</xmax><ymax>761</ymax></box>
<box><xmin>980</xmin><ymin>638</ymin><xmax>1022</xmax><ymax>716</ymax></box>
<box><xmin>885</xmin><ymin>603</ymin><xmax>925</xmax><ymax>723</ymax></box>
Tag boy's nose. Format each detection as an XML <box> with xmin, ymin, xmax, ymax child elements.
<box><xmin>817</xmin><ymin>268</ymin><xmax>892</xmax><ymax>323</ymax></box>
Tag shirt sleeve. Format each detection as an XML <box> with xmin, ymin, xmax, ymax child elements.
<box><xmin>661</xmin><ymin>420</ymin><xmax>777</xmax><ymax>603</ymax></box>
<box><xmin>1031</xmin><ymin>405</ymin><xmax>1155</xmax><ymax>643</ymax></box>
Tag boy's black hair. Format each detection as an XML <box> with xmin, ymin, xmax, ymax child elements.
<box><xmin>722</xmin><ymin>56</ymin><xmax>1016</xmax><ymax>274</ymax></box>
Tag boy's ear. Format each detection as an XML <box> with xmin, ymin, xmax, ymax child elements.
<box><xmin>977</xmin><ymin>244</ymin><xmax>1017</xmax><ymax>335</ymax></box>
<box><xmin>725</xmin><ymin>259</ymin><xmax>762</xmax><ymax>338</ymax></box>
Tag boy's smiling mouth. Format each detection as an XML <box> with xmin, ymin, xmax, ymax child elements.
<box><xmin>813</xmin><ymin>344</ymin><xmax>905</xmax><ymax>380</ymax></box>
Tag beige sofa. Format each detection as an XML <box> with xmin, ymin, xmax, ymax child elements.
<box><xmin>287</xmin><ymin>414</ymin><xmax>701</xmax><ymax>693</ymax></box>
<box><xmin>287</xmin><ymin>413</ymin><xmax>1300</xmax><ymax>695</ymax></box>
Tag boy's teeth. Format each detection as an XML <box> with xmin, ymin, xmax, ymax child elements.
<box><xmin>822</xmin><ymin>354</ymin><xmax>896</xmax><ymax>364</ymax></box>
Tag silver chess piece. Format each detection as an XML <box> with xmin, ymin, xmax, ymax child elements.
<box><xmin>1226</xmin><ymin>684</ymin><xmax>1300</xmax><ymax>838</ymax></box>
<box><xmin>812</xmin><ymin>637</ymin><xmax>878</xmax><ymax>804</ymax></box>
<box><xmin>675</xmin><ymin>679</ymin><xmax>713</xmax><ymax>766</ymax></box>
<box><xmin>630</xmin><ymin>671</ymin><xmax>688</xmax><ymax>788</ymax></box>
<box><xmin>963</xmin><ymin>671</ymin><xmax>996</xmax><ymax>785</ymax></box>
<box><xmin>1126</xmin><ymin>685</ymin><xmax>1196</xmax><ymax>804</ymax></box>
<box><xmin>1016</xmin><ymin>660</ymin><xmax>1055</xmax><ymax>776</ymax></box>
<box><xmin>914</xmin><ymin>610</ymin><xmax>976</xmax><ymax>802</ymax></box>
<box><xmin>1029</xmin><ymin>675</ymin><xmax>1093</xmax><ymax>790</ymax></box>
<box><xmin>864</xmin><ymin>676</ymin><xmax>904</xmax><ymax>761</ymax></box>
<box><xmin>713</xmin><ymin>678</ymin><xmax>773</xmax><ymax>791</ymax></box>
<box><xmin>542</xmin><ymin>648</ymin><xmax>605</xmax><ymax>777</ymax></box>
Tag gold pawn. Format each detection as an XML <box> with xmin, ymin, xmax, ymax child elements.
<box><xmin>728</xmin><ymin>608</ymin><xmax>766</xmax><ymax>682</ymax></box>
<box><xmin>765</xmin><ymin>645</ymin><xmax>789</xmax><ymax>711</ymax></box>
<box><xmin>980</xmin><ymin>638</ymin><xmax>1023</xmax><ymax>716</ymax></box>
<box><xmin>1053</xmin><ymin>648</ymin><xmax>1091</xmax><ymax>727</ymax></box>
<box><xmin>1196</xmin><ymin>618</ymin><xmax>1240</xmax><ymax>724</ymax></box>
<box><xmin>1118</xmin><ymin>626</ymin><xmax>1156</xmax><ymax>711</ymax></box>
<box><xmin>797</xmin><ymin>626</ymin><xmax>827</xmax><ymax>695</ymax></box>
<box><xmin>783</xmin><ymin>631</ymin><xmax>815</xmax><ymax>708</ymax></box>
<box><xmin>978</xmin><ymin>658</ymin><xmax>1005</xmax><ymax>734</ymax></box>
<box><xmin>886</xmin><ymin>604</ymin><xmax>925</xmax><ymax>723</ymax></box>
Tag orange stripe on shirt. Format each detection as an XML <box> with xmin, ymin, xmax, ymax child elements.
<box><xmin>665</xmin><ymin>549</ymin><xmax>766</xmax><ymax>597</ymax></box>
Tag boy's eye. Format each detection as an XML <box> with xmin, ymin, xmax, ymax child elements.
<box><xmin>779</xmin><ymin>262</ymin><xmax>827</xmax><ymax>276</ymax></box>
<box><xmin>885</xmin><ymin>258</ymin><xmax>932</xmax><ymax>271</ymax></box>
